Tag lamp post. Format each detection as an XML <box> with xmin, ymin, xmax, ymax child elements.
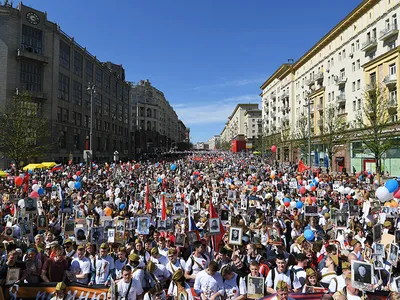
<box><xmin>87</xmin><ymin>82</ymin><xmax>96</xmax><ymax>173</ymax></box>
<box><xmin>304</xmin><ymin>91</ymin><xmax>313</xmax><ymax>167</ymax></box>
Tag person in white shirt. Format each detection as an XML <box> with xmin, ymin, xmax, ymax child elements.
<box><xmin>148</xmin><ymin>260</ymin><xmax>171</xmax><ymax>287</ymax></box>
<box><xmin>221</xmin><ymin>265</ymin><xmax>246</xmax><ymax>300</ymax></box>
<box><xmin>194</xmin><ymin>261</ymin><xmax>224</xmax><ymax>300</ymax></box>
<box><xmin>329</xmin><ymin>261</ymin><xmax>351</xmax><ymax>293</ymax></box>
<box><xmin>116</xmin><ymin>265</ymin><xmax>137</xmax><ymax>300</ymax></box>
<box><xmin>320</xmin><ymin>254</ymin><xmax>338</xmax><ymax>288</ymax></box>
<box><xmin>150</xmin><ymin>247</ymin><xmax>168</xmax><ymax>266</ymax></box>
<box><xmin>166</xmin><ymin>247</ymin><xmax>186</xmax><ymax>275</ymax></box>
<box><xmin>89</xmin><ymin>243</ymin><xmax>115</xmax><ymax>286</ymax></box>
<box><xmin>157</xmin><ymin>237</ymin><xmax>169</xmax><ymax>257</ymax></box>
<box><xmin>70</xmin><ymin>245</ymin><xmax>91</xmax><ymax>285</ymax></box>
<box><xmin>168</xmin><ymin>269</ymin><xmax>194</xmax><ymax>300</ymax></box>
<box><xmin>185</xmin><ymin>241</ymin><xmax>209</xmax><ymax>284</ymax></box>
<box><xmin>265</xmin><ymin>254</ymin><xmax>301</xmax><ymax>293</ymax></box>
<box><xmin>290</xmin><ymin>253</ymin><xmax>307</xmax><ymax>288</ymax></box>
<box><xmin>333</xmin><ymin>275</ymin><xmax>362</xmax><ymax>300</ymax></box>
<box><xmin>114</xmin><ymin>247</ymin><xmax>128</xmax><ymax>281</ymax></box>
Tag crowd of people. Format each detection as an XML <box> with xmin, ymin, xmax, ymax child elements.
<box><xmin>0</xmin><ymin>152</ymin><xmax>399</xmax><ymax>300</ymax></box>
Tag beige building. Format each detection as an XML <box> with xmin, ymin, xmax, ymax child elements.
<box><xmin>261</xmin><ymin>0</ymin><xmax>400</xmax><ymax>174</ymax></box>
<box><xmin>207</xmin><ymin>135</ymin><xmax>221</xmax><ymax>150</ymax></box>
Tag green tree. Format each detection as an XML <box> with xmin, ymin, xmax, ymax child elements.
<box><xmin>357</xmin><ymin>84</ymin><xmax>396</xmax><ymax>180</ymax></box>
<box><xmin>320</xmin><ymin>104</ymin><xmax>348</xmax><ymax>170</ymax></box>
<box><xmin>290</xmin><ymin>112</ymin><xmax>310</xmax><ymax>160</ymax></box>
<box><xmin>0</xmin><ymin>92</ymin><xmax>52</xmax><ymax>168</ymax></box>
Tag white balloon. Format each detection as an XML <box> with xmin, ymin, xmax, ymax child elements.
<box><xmin>290</xmin><ymin>201</ymin><xmax>297</xmax><ymax>208</ymax></box>
<box><xmin>376</xmin><ymin>186</ymin><xmax>390</xmax><ymax>202</ymax></box>
<box><xmin>306</xmin><ymin>185</ymin><xmax>311</xmax><ymax>191</ymax></box>
<box><xmin>105</xmin><ymin>190</ymin><xmax>111</xmax><ymax>198</ymax></box>
<box><xmin>344</xmin><ymin>187</ymin><xmax>351</xmax><ymax>194</ymax></box>
<box><xmin>271</xmin><ymin>170</ymin><xmax>276</xmax><ymax>175</ymax></box>
<box><xmin>73</xmin><ymin>175</ymin><xmax>77</xmax><ymax>180</ymax></box>
<box><xmin>68</xmin><ymin>181</ymin><xmax>75</xmax><ymax>190</ymax></box>
<box><xmin>19</xmin><ymin>174</ymin><xmax>24</xmax><ymax>178</ymax></box>
<box><xmin>32</xmin><ymin>184</ymin><xmax>39</xmax><ymax>192</ymax></box>
<box><xmin>161</xmin><ymin>174</ymin><xmax>166</xmax><ymax>180</ymax></box>
<box><xmin>115</xmin><ymin>188</ymin><xmax>121</xmax><ymax>195</ymax></box>
<box><xmin>82</xmin><ymin>176</ymin><xmax>87</xmax><ymax>182</ymax></box>
<box><xmin>314</xmin><ymin>177</ymin><xmax>320</xmax><ymax>183</ymax></box>
<box><xmin>115</xmin><ymin>197</ymin><xmax>121</xmax><ymax>206</ymax></box>
<box><xmin>120</xmin><ymin>182</ymin><xmax>125</xmax><ymax>188</ymax></box>
<box><xmin>18</xmin><ymin>199</ymin><xmax>25</xmax><ymax>208</ymax></box>
<box><xmin>338</xmin><ymin>186</ymin><xmax>345</xmax><ymax>194</ymax></box>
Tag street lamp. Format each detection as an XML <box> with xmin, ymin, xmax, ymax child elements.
<box><xmin>87</xmin><ymin>82</ymin><xmax>96</xmax><ymax>155</ymax></box>
<box><xmin>303</xmin><ymin>90</ymin><xmax>313</xmax><ymax>167</ymax></box>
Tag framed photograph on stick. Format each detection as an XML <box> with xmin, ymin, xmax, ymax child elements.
<box><xmin>64</xmin><ymin>219</ymin><xmax>75</xmax><ymax>236</ymax></box>
<box><xmin>388</xmin><ymin>243</ymin><xmax>399</xmax><ymax>266</ymax></box>
<box><xmin>351</xmin><ymin>260</ymin><xmax>373</xmax><ymax>291</ymax></box>
<box><xmin>373</xmin><ymin>224</ymin><xmax>382</xmax><ymax>243</ymax></box>
<box><xmin>6</xmin><ymin>268</ymin><xmax>20</xmax><ymax>285</ymax></box>
<box><xmin>37</xmin><ymin>215</ymin><xmax>47</xmax><ymax>230</ymax></box>
<box><xmin>187</xmin><ymin>231</ymin><xmax>199</xmax><ymax>244</ymax></box>
<box><xmin>228</xmin><ymin>226</ymin><xmax>243</xmax><ymax>246</ymax></box>
<box><xmin>175</xmin><ymin>233</ymin><xmax>185</xmax><ymax>247</ymax></box>
<box><xmin>247</xmin><ymin>276</ymin><xmax>264</xmax><ymax>299</ymax></box>
<box><xmin>304</xmin><ymin>205</ymin><xmax>318</xmax><ymax>217</ymax></box>
<box><xmin>209</xmin><ymin>218</ymin><xmax>221</xmax><ymax>235</ymax></box>
<box><xmin>336</xmin><ymin>212</ymin><xmax>349</xmax><ymax>228</ymax></box>
<box><xmin>137</xmin><ymin>217</ymin><xmax>150</xmax><ymax>235</ymax></box>
<box><xmin>267</xmin><ymin>226</ymin><xmax>282</xmax><ymax>245</ymax></box>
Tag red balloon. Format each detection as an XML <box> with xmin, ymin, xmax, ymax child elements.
<box><xmin>394</xmin><ymin>188</ymin><xmax>400</xmax><ymax>199</ymax></box>
<box><xmin>46</xmin><ymin>183</ymin><xmax>52</xmax><ymax>188</ymax></box>
<box><xmin>32</xmin><ymin>180</ymin><xmax>37</xmax><ymax>184</ymax></box>
<box><xmin>301</xmin><ymin>197</ymin><xmax>305</xmax><ymax>202</ymax></box>
<box><xmin>311</xmin><ymin>197</ymin><xmax>316</xmax><ymax>203</ymax></box>
<box><xmin>76</xmin><ymin>171</ymin><xmax>81</xmax><ymax>176</ymax></box>
<box><xmin>30</xmin><ymin>191</ymin><xmax>39</xmax><ymax>199</ymax></box>
<box><xmin>14</xmin><ymin>177</ymin><xmax>23</xmax><ymax>186</ymax></box>
<box><xmin>284</xmin><ymin>201</ymin><xmax>290</xmax><ymax>207</ymax></box>
<box><xmin>311</xmin><ymin>186</ymin><xmax>316</xmax><ymax>191</ymax></box>
<box><xmin>300</xmin><ymin>186</ymin><xmax>306</xmax><ymax>195</ymax></box>
<box><xmin>271</xmin><ymin>145</ymin><xmax>277</xmax><ymax>153</ymax></box>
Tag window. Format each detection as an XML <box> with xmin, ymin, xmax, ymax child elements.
<box><xmin>85</xmin><ymin>60</ymin><xmax>93</xmax><ymax>83</ymax></box>
<box><xmin>76</xmin><ymin>113</ymin><xmax>82</xmax><ymax>126</ymax></box>
<box><xmin>62</xmin><ymin>108</ymin><xmax>69</xmax><ymax>122</ymax></box>
<box><xmin>338</xmin><ymin>52</ymin><xmax>342</xmax><ymax>61</ymax></box>
<box><xmin>59</xmin><ymin>40</ymin><xmax>70</xmax><ymax>69</ymax></box>
<box><xmin>352</xmin><ymin>81</ymin><xmax>356</xmax><ymax>92</ymax></box>
<box><xmin>342</xmin><ymin>50</ymin><xmax>346</xmax><ymax>59</ymax></box>
<box><xmin>95</xmin><ymin>68</ymin><xmax>103</xmax><ymax>89</ymax></box>
<box><xmin>388</xmin><ymin>40</ymin><xmax>397</xmax><ymax>50</ymax></box>
<box><xmin>95</xmin><ymin>94</ymin><xmax>102</xmax><ymax>115</ymax></box>
<box><xmin>340</xmin><ymin>69</ymin><xmax>346</xmax><ymax>80</ymax></box>
<box><xmin>58</xmin><ymin>73</ymin><xmax>69</xmax><ymax>101</ymax></box>
<box><xmin>104</xmin><ymin>98</ymin><xmax>110</xmax><ymax>116</ymax></box>
<box><xmin>104</xmin><ymin>74</ymin><xmax>110</xmax><ymax>93</ymax></box>
<box><xmin>352</xmin><ymin>62</ymin><xmax>356</xmax><ymax>72</ymax></box>
<box><xmin>357</xmin><ymin>79</ymin><xmax>361</xmax><ymax>90</ymax></box>
<box><xmin>390</xmin><ymin>90</ymin><xmax>397</xmax><ymax>103</ymax></box>
<box><xmin>112</xmin><ymin>79</ymin><xmax>117</xmax><ymax>97</ymax></box>
<box><xmin>20</xmin><ymin>62</ymin><xmax>42</xmax><ymax>92</ymax></box>
<box><xmin>353</xmin><ymin>100</ymin><xmax>356</xmax><ymax>111</ymax></box>
<box><xmin>72</xmin><ymin>81</ymin><xmax>82</xmax><ymax>106</ymax></box>
<box><xmin>393</xmin><ymin>14</ymin><xmax>397</xmax><ymax>26</ymax></box>
<box><xmin>357</xmin><ymin>99</ymin><xmax>361</xmax><ymax>109</ymax></box>
<box><xmin>57</xmin><ymin>107</ymin><xmax>62</xmax><ymax>122</ymax></box>
<box><xmin>331</xmin><ymin>57</ymin><xmax>334</xmax><ymax>66</ymax></box>
<box><xmin>351</xmin><ymin>43</ymin><xmax>355</xmax><ymax>53</ymax></box>
<box><xmin>111</xmin><ymin>103</ymin><xmax>117</xmax><ymax>120</ymax></box>
<box><xmin>73</xmin><ymin>134</ymin><xmax>80</xmax><ymax>150</ymax></box>
<box><xmin>73</xmin><ymin>51</ymin><xmax>83</xmax><ymax>77</ymax></box>
<box><xmin>72</xmin><ymin>111</ymin><xmax>77</xmax><ymax>125</ymax></box>
<box><xmin>118</xmin><ymin>105</ymin><xmax>123</xmax><ymax>122</ymax></box>
<box><xmin>372</xmin><ymin>28</ymin><xmax>377</xmax><ymax>39</ymax></box>
<box><xmin>356</xmin><ymin>59</ymin><xmax>361</xmax><ymax>70</ymax></box>
<box><xmin>21</xmin><ymin>25</ymin><xmax>43</xmax><ymax>55</ymax></box>
<box><xmin>356</xmin><ymin>40</ymin><xmax>360</xmax><ymax>50</ymax></box>
<box><xmin>390</xmin><ymin>63</ymin><xmax>397</xmax><ymax>75</ymax></box>
<box><xmin>59</xmin><ymin>131</ymin><xmax>66</xmax><ymax>149</ymax></box>
<box><xmin>84</xmin><ymin>115</ymin><xmax>90</xmax><ymax>128</ymax></box>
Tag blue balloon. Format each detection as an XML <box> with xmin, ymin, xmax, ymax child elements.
<box><xmin>119</xmin><ymin>203</ymin><xmax>125</xmax><ymax>210</ymax></box>
<box><xmin>310</xmin><ymin>183</ymin><xmax>314</xmax><ymax>187</ymax></box>
<box><xmin>304</xmin><ymin>229</ymin><xmax>314</xmax><ymax>241</ymax></box>
<box><xmin>296</xmin><ymin>201</ymin><xmax>303</xmax><ymax>209</ymax></box>
<box><xmin>155</xmin><ymin>163</ymin><xmax>159</xmax><ymax>167</ymax></box>
<box><xmin>28</xmin><ymin>169</ymin><xmax>33</xmax><ymax>174</ymax></box>
<box><xmin>38</xmin><ymin>188</ymin><xmax>45</xmax><ymax>195</ymax></box>
<box><xmin>284</xmin><ymin>198</ymin><xmax>290</xmax><ymax>203</ymax></box>
<box><xmin>74</xmin><ymin>181</ymin><xmax>81</xmax><ymax>189</ymax></box>
<box><xmin>76</xmin><ymin>176</ymin><xmax>81</xmax><ymax>181</ymax></box>
<box><xmin>170</xmin><ymin>164</ymin><xmax>177</xmax><ymax>171</ymax></box>
<box><xmin>158</xmin><ymin>177</ymin><xmax>162</xmax><ymax>183</ymax></box>
<box><xmin>385</xmin><ymin>179</ymin><xmax>398</xmax><ymax>193</ymax></box>
<box><xmin>359</xmin><ymin>175</ymin><xmax>363</xmax><ymax>180</ymax></box>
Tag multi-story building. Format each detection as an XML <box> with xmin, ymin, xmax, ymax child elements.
<box><xmin>207</xmin><ymin>135</ymin><xmax>220</xmax><ymax>150</ymax></box>
<box><xmin>220</xmin><ymin>104</ymin><xmax>260</xmax><ymax>145</ymax></box>
<box><xmin>0</xmin><ymin>2</ymin><xmax>131</xmax><ymax>165</ymax></box>
<box><xmin>261</xmin><ymin>0</ymin><xmax>400</xmax><ymax>174</ymax></box>
<box><xmin>130</xmin><ymin>79</ymin><xmax>186</xmax><ymax>155</ymax></box>
<box><xmin>243</xmin><ymin>108</ymin><xmax>262</xmax><ymax>148</ymax></box>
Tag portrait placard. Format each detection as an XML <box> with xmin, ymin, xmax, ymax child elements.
<box><xmin>373</xmin><ymin>224</ymin><xmax>382</xmax><ymax>243</ymax></box>
<box><xmin>137</xmin><ymin>217</ymin><xmax>150</xmax><ymax>235</ymax></box>
<box><xmin>157</xmin><ymin>219</ymin><xmax>167</xmax><ymax>232</ymax></box>
<box><xmin>173</xmin><ymin>202</ymin><xmax>185</xmax><ymax>217</ymax></box>
<box><xmin>351</xmin><ymin>260</ymin><xmax>373</xmax><ymax>291</ymax></box>
<box><xmin>115</xmin><ymin>220</ymin><xmax>125</xmax><ymax>242</ymax></box>
<box><xmin>107</xmin><ymin>228</ymin><xmax>115</xmax><ymax>243</ymax></box>
<box><xmin>175</xmin><ymin>233</ymin><xmax>185</xmax><ymax>247</ymax></box>
<box><xmin>24</xmin><ymin>198</ymin><xmax>37</xmax><ymax>214</ymax></box>
<box><xmin>267</xmin><ymin>226</ymin><xmax>282</xmax><ymax>245</ymax></box>
<box><xmin>64</xmin><ymin>219</ymin><xmax>75</xmax><ymax>236</ymax></box>
<box><xmin>228</xmin><ymin>226</ymin><xmax>243</xmax><ymax>246</ymax></box>
<box><xmin>209</xmin><ymin>218</ymin><xmax>221</xmax><ymax>235</ymax></box>
<box><xmin>187</xmin><ymin>231</ymin><xmax>199</xmax><ymax>244</ymax></box>
<box><xmin>6</xmin><ymin>268</ymin><xmax>20</xmax><ymax>285</ymax></box>
<box><xmin>37</xmin><ymin>215</ymin><xmax>47</xmax><ymax>230</ymax></box>
<box><xmin>74</xmin><ymin>227</ymin><xmax>87</xmax><ymax>244</ymax></box>
<box><xmin>336</xmin><ymin>212</ymin><xmax>349</xmax><ymax>228</ymax></box>
<box><xmin>90</xmin><ymin>227</ymin><xmax>104</xmax><ymax>245</ymax></box>
<box><xmin>373</xmin><ymin>255</ymin><xmax>384</xmax><ymax>270</ymax></box>
<box><xmin>304</xmin><ymin>205</ymin><xmax>318</xmax><ymax>217</ymax></box>
<box><xmin>247</xmin><ymin>276</ymin><xmax>264</xmax><ymax>299</ymax></box>
<box><xmin>388</xmin><ymin>243</ymin><xmax>399</xmax><ymax>266</ymax></box>
<box><xmin>374</xmin><ymin>243</ymin><xmax>384</xmax><ymax>256</ymax></box>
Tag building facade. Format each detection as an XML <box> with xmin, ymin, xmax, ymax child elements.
<box><xmin>130</xmin><ymin>79</ymin><xmax>186</xmax><ymax>155</ymax></box>
<box><xmin>0</xmin><ymin>2</ymin><xmax>131</xmax><ymax>165</ymax></box>
<box><xmin>207</xmin><ymin>135</ymin><xmax>220</xmax><ymax>150</ymax></box>
<box><xmin>261</xmin><ymin>0</ymin><xmax>400</xmax><ymax>175</ymax></box>
<box><xmin>219</xmin><ymin>104</ymin><xmax>261</xmax><ymax>145</ymax></box>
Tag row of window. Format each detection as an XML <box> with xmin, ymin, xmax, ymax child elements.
<box><xmin>59</xmin><ymin>41</ymin><xmax>129</xmax><ymax>103</ymax></box>
<box><xmin>58</xmin><ymin>131</ymin><xmax>128</xmax><ymax>152</ymax></box>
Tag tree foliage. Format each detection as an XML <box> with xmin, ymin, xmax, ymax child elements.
<box><xmin>290</xmin><ymin>112</ymin><xmax>310</xmax><ymax>159</ymax></box>
<box><xmin>320</xmin><ymin>104</ymin><xmax>348</xmax><ymax>170</ymax></box>
<box><xmin>0</xmin><ymin>92</ymin><xmax>52</xmax><ymax>167</ymax></box>
<box><xmin>357</xmin><ymin>85</ymin><xmax>396</xmax><ymax>177</ymax></box>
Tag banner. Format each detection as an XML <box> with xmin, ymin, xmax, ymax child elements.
<box><xmin>5</xmin><ymin>283</ymin><xmax>108</xmax><ymax>300</ymax></box>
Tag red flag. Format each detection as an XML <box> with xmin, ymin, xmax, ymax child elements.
<box><xmin>209</xmin><ymin>199</ymin><xmax>225</xmax><ymax>252</ymax></box>
<box><xmin>161</xmin><ymin>194</ymin><xmax>167</xmax><ymax>221</ymax></box>
<box><xmin>297</xmin><ymin>159</ymin><xmax>309</xmax><ymax>173</ymax></box>
<box><xmin>24</xmin><ymin>170</ymin><xmax>29</xmax><ymax>193</ymax></box>
<box><xmin>145</xmin><ymin>182</ymin><xmax>151</xmax><ymax>214</ymax></box>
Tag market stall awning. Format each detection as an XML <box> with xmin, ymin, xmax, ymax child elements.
<box><xmin>41</xmin><ymin>162</ymin><xmax>57</xmax><ymax>169</ymax></box>
<box><xmin>23</xmin><ymin>163</ymin><xmax>45</xmax><ymax>171</ymax></box>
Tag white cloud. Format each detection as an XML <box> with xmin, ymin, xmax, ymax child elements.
<box><xmin>174</xmin><ymin>94</ymin><xmax>260</xmax><ymax>125</ymax></box>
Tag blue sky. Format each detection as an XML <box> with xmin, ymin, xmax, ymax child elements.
<box><xmin>23</xmin><ymin>0</ymin><xmax>359</xmax><ymax>143</ymax></box>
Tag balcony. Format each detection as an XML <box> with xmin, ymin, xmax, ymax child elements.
<box><xmin>384</xmin><ymin>74</ymin><xmax>397</xmax><ymax>90</ymax></box>
<box><xmin>335</xmin><ymin>76</ymin><xmax>347</xmax><ymax>86</ymax></box>
<box><xmin>388</xmin><ymin>99</ymin><xmax>398</xmax><ymax>115</ymax></box>
<box><xmin>270</xmin><ymin>92</ymin><xmax>276</xmax><ymax>100</ymax></box>
<box><xmin>317</xmin><ymin>119</ymin><xmax>323</xmax><ymax>127</ymax></box>
<box><xmin>282</xmin><ymin>90</ymin><xmax>289</xmax><ymax>99</ymax></box>
<box><xmin>17</xmin><ymin>49</ymin><xmax>49</xmax><ymax>64</ymax></box>
<box><xmin>282</xmin><ymin>115</ymin><xmax>289</xmax><ymax>123</ymax></box>
<box><xmin>270</xmin><ymin>112</ymin><xmax>276</xmax><ymax>118</ymax></box>
<box><xmin>305</xmin><ymin>77</ymin><xmax>315</xmax><ymax>86</ymax></box>
<box><xmin>337</xmin><ymin>109</ymin><xmax>347</xmax><ymax>116</ymax></box>
<box><xmin>361</xmin><ymin>37</ymin><xmax>377</xmax><ymax>52</ymax></box>
<box><xmin>316</xmin><ymin>104</ymin><xmax>324</xmax><ymax>111</ymax></box>
<box><xmin>379</xmin><ymin>23</ymin><xmax>399</xmax><ymax>41</ymax></box>
<box><xmin>336</xmin><ymin>94</ymin><xmax>346</xmax><ymax>104</ymax></box>
<box><xmin>366</xmin><ymin>83</ymin><xmax>377</xmax><ymax>92</ymax></box>
<box><xmin>314</xmin><ymin>72</ymin><xmax>324</xmax><ymax>82</ymax></box>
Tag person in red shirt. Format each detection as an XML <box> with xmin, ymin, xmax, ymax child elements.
<box><xmin>41</xmin><ymin>248</ymin><xmax>68</xmax><ymax>282</ymax></box>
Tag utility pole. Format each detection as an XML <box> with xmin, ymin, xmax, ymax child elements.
<box><xmin>87</xmin><ymin>82</ymin><xmax>96</xmax><ymax>174</ymax></box>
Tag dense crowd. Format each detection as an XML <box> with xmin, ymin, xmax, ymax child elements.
<box><xmin>0</xmin><ymin>152</ymin><xmax>399</xmax><ymax>300</ymax></box>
